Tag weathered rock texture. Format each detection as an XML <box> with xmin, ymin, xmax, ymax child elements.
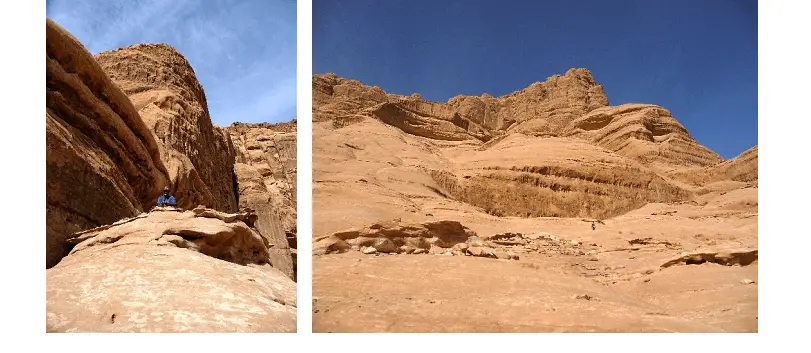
<box><xmin>46</xmin><ymin>19</ymin><xmax>170</xmax><ymax>268</ymax></box>
<box><xmin>47</xmin><ymin>19</ymin><xmax>296</xmax><ymax>284</ymax></box>
<box><xmin>670</xmin><ymin>145</ymin><xmax>758</xmax><ymax>186</ymax></box>
<box><xmin>312</xmin><ymin>72</ymin><xmax>756</xmax><ymax>221</ymax></box>
<box><xmin>227</xmin><ymin>121</ymin><xmax>297</xmax><ymax>280</ymax></box>
<box><xmin>314</xmin><ymin>219</ymin><xmax>477</xmax><ymax>255</ymax></box>
<box><xmin>314</xmin><ymin>68</ymin><xmax>607</xmax><ymax>137</ymax></box>
<box><xmin>430</xmin><ymin>134</ymin><xmax>693</xmax><ymax>219</ymax></box>
<box><xmin>47</xmin><ymin>208</ymin><xmax>296</xmax><ymax>333</ymax></box>
<box><xmin>96</xmin><ymin>43</ymin><xmax>239</xmax><ymax>212</ymax></box>
<box><xmin>233</xmin><ymin>163</ymin><xmax>295</xmax><ymax>280</ymax></box>
<box><xmin>561</xmin><ymin>104</ymin><xmax>723</xmax><ymax>171</ymax></box>
<box><xmin>312</xmin><ymin>71</ymin><xmax>758</xmax><ymax>333</ymax></box>
<box><xmin>227</xmin><ymin>122</ymin><xmax>297</xmax><ymax>238</ymax></box>
<box><xmin>46</xmin><ymin>19</ymin><xmax>297</xmax><ymax>332</ymax></box>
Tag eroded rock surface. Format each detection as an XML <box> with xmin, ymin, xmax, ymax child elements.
<box><xmin>312</xmin><ymin>71</ymin><xmax>758</xmax><ymax>333</ymax></box>
<box><xmin>314</xmin><ymin>219</ymin><xmax>477</xmax><ymax>255</ymax></box>
<box><xmin>226</xmin><ymin>121</ymin><xmax>297</xmax><ymax>280</ymax></box>
<box><xmin>46</xmin><ymin>19</ymin><xmax>170</xmax><ymax>268</ymax></box>
<box><xmin>47</xmin><ymin>208</ymin><xmax>296</xmax><ymax>333</ymax></box>
<box><xmin>234</xmin><ymin>163</ymin><xmax>295</xmax><ymax>280</ymax></box>
<box><xmin>96</xmin><ymin>43</ymin><xmax>239</xmax><ymax>212</ymax></box>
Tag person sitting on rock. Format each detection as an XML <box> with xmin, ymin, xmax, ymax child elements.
<box><xmin>156</xmin><ymin>186</ymin><xmax>177</xmax><ymax>207</ymax></box>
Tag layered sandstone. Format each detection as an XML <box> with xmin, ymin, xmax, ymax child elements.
<box><xmin>48</xmin><ymin>19</ymin><xmax>296</xmax><ymax>284</ymax></box>
<box><xmin>96</xmin><ymin>44</ymin><xmax>239</xmax><ymax>212</ymax></box>
<box><xmin>47</xmin><ymin>208</ymin><xmax>296</xmax><ymax>333</ymax></box>
<box><xmin>46</xmin><ymin>19</ymin><xmax>170</xmax><ymax>268</ymax></box>
<box><xmin>312</xmin><ymin>71</ymin><xmax>745</xmax><ymax>222</ymax></box>
<box><xmin>314</xmin><ymin>68</ymin><xmax>608</xmax><ymax>135</ymax></box>
<box><xmin>313</xmin><ymin>73</ymin><xmax>389</xmax><ymax>123</ymax></box>
<box><xmin>434</xmin><ymin>134</ymin><xmax>692</xmax><ymax>219</ymax></box>
<box><xmin>227</xmin><ymin>121</ymin><xmax>297</xmax><ymax>236</ymax></box>
<box><xmin>227</xmin><ymin>121</ymin><xmax>297</xmax><ymax>280</ymax></box>
<box><xmin>669</xmin><ymin>145</ymin><xmax>759</xmax><ymax>187</ymax></box>
<box><xmin>709</xmin><ymin>145</ymin><xmax>758</xmax><ymax>183</ymax></box>
<box><xmin>561</xmin><ymin>104</ymin><xmax>723</xmax><ymax>172</ymax></box>
<box><xmin>312</xmin><ymin>70</ymin><xmax>757</xmax><ymax>334</ymax></box>
<box><xmin>447</xmin><ymin>68</ymin><xmax>609</xmax><ymax>132</ymax></box>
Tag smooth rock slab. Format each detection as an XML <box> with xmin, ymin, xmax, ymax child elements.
<box><xmin>46</xmin><ymin>245</ymin><xmax>296</xmax><ymax>333</ymax></box>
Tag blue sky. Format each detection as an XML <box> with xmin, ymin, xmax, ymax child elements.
<box><xmin>47</xmin><ymin>0</ymin><xmax>296</xmax><ymax>126</ymax></box>
<box><xmin>314</xmin><ymin>0</ymin><xmax>757</xmax><ymax>159</ymax></box>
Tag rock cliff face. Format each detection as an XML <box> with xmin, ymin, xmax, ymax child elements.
<box><xmin>561</xmin><ymin>104</ymin><xmax>723</xmax><ymax>171</ymax></box>
<box><xmin>312</xmin><ymin>53</ymin><xmax>757</xmax><ymax>335</ymax></box>
<box><xmin>430</xmin><ymin>134</ymin><xmax>692</xmax><ymax>219</ymax></box>
<box><xmin>313</xmin><ymin>68</ymin><xmax>608</xmax><ymax>137</ymax></box>
<box><xmin>669</xmin><ymin>145</ymin><xmax>758</xmax><ymax>187</ymax></box>
<box><xmin>312</xmin><ymin>71</ymin><xmax>755</xmax><ymax>224</ymax></box>
<box><xmin>46</xmin><ymin>19</ymin><xmax>170</xmax><ymax>268</ymax></box>
<box><xmin>226</xmin><ymin>121</ymin><xmax>297</xmax><ymax>280</ymax></box>
<box><xmin>227</xmin><ymin>121</ymin><xmax>297</xmax><ymax>236</ymax></box>
<box><xmin>47</xmin><ymin>18</ymin><xmax>295</xmax><ymax>284</ymax></box>
<box><xmin>95</xmin><ymin>44</ymin><xmax>239</xmax><ymax>212</ymax></box>
<box><xmin>446</xmin><ymin>68</ymin><xmax>609</xmax><ymax>133</ymax></box>
<box><xmin>46</xmin><ymin>18</ymin><xmax>297</xmax><ymax>332</ymax></box>
<box><xmin>708</xmin><ymin>145</ymin><xmax>758</xmax><ymax>183</ymax></box>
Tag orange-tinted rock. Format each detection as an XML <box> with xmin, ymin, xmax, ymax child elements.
<box><xmin>96</xmin><ymin>44</ymin><xmax>239</xmax><ymax>212</ymax></box>
<box><xmin>46</xmin><ymin>19</ymin><xmax>170</xmax><ymax>268</ymax></box>
<box><xmin>227</xmin><ymin>121</ymin><xmax>297</xmax><ymax>280</ymax></box>
<box><xmin>47</xmin><ymin>208</ymin><xmax>296</xmax><ymax>333</ymax></box>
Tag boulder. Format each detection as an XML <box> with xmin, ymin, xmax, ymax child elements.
<box><xmin>314</xmin><ymin>235</ymin><xmax>351</xmax><ymax>255</ymax></box>
<box><xmin>372</xmin><ymin>238</ymin><xmax>398</xmax><ymax>253</ymax></box>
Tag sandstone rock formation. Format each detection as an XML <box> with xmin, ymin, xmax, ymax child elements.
<box><xmin>46</xmin><ymin>18</ymin><xmax>297</xmax><ymax>332</ymax></box>
<box><xmin>312</xmin><ymin>71</ymin><xmax>758</xmax><ymax>333</ymax></box>
<box><xmin>227</xmin><ymin>122</ymin><xmax>297</xmax><ymax>238</ymax></box>
<box><xmin>46</xmin><ymin>19</ymin><xmax>170</xmax><ymax>268</ymax></box>
<box><xmin>47</xmin><ymin>18</ymin><xmax>296</xmax><ymax>284</ymax></box>
<box><xmin>314</xmin><ymin>68</ymin><xmax>608</xmax><ymax>136</ymax></box>
<box><xmin>669</xmin><ymin>145</ymin><xmax>758</xmax><ymax>187</ymax></box>
<box><xmin>560</xmin><ymin>104</ymin><xmax>723</xmax><ymax>172</ymax></box>
<box><xmin>314</xmin><ymin>219</ymin><xmax>477</xmax><ymax>255</ymax></box>
<box><xmin>226</xmin><ymin>121</ymin><xmax>297</xmax><ymax>280</ymax></box>
<box><xmin>47</xmin><ymin>208</ymin><xmax>296</xmax><ymax>333</ymax></box>
<box><xmin>95</xmin><ymin>44</ymin><xmax>239</xmax><ymax>213</ymax></box>
<box><xmin>313</xmin><ymin>72</ymin><xmax>756</xmax><ymax>221</ymax></box>
<box><xmin>232</xmin><ymin>162</ymin><xmax>295</xmax><ymax>280</ymax></box>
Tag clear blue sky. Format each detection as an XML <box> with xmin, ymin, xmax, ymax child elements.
<box><xmin>47</xmin><ymin>0</ymin><xmax>296</xmax><ymax>125</ymax></box>
<box><xmin>314</xmin><ymin>0</ymin><xmax>757</xmax><ymax>159</ymax></box>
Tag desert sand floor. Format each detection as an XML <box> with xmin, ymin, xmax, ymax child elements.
<box><xmin>314</xmin><ymin>193</ymin><xmax>757</xmax><ymax>333</ymax></box>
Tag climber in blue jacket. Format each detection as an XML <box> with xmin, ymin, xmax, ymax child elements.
<box><xmin>156</xmin><ymin>186</ymin><xmax>177</xmax><ymax>207</ymax></box>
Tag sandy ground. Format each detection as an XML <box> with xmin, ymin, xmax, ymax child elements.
<box><xmin>314</xmin><ymin>179</ymin><xmax>757</xmax><ymax>332</ymax></box>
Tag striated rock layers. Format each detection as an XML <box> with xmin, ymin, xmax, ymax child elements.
<box><xmin>227</xmin><ymin>121</ymin><xmax>297</xmax><ymax>238</ymax></box>
<box><xmin>430</xmin><ymin>134</ymin><xmax>693</xmax><ymax>219</ymax></box>
<box><xmin>47</xmin><ymin>19</ymin><xmax>296</xmax><ymax>283</ymax></box>
<box><xmin>669</xmin><ymin>145</ymin><xmax>758</xmax><ymax>187</ymax></box>
<box><xmin>95</xmin><ymin>43</ymin><xmax>238</xmax><ymax>212</ymax></box>
<box><xmin>314</xmin><ymin>70</ymin><xmax>722</xmax><ymax>170</ymax></box>
<box><xmin>312</xmin><ymin>70</ymin><xmax>756</xmax><ymax>223</ymax></box>
<box><xmin>47</xmin><ymin>208</ymin><xmax>296</xmax><ymax>333</ymax></box>
<box><xmin>314</xmin><ymin>68</ymin><xmax>608</xmax><ymax>135</ymax></box>
<box><xmin>46</xmin><ymin>19</ymin><xmax>170</xmax><ymax>268</ymax></box>
<box><xmin>227</xmin><ymin>121</ymin><xmax>298</xmax><ymax>280</ymax></box>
